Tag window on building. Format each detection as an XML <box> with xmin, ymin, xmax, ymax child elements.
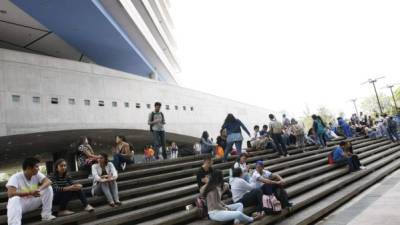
<box><xmin>190</xmin><ymin>106</ymin><xmax>194</xmax><ymax>111</ymax></box>
<box><xmin>32</xmin><ymin>96</ymin><xmax>40</xmax><ymax>103</ymax></box>
<box><xmin>166</xmin><ymin>105</ymin><xmax>170</xmax><ymax>110</ymax></box>
<box><xmin>98</xmin><ymin>100</ymin><xmax>105</xmax><ymax>106</ymax></box>
<box><xmin>183</xmin><ymin>106</ymin><xmax>186</xmax><ymax>111</ymax></box>
<box><xmin>175</xmin><ymin>105</ymin><xmax>178</xmax><ymax>110</ymax></box>
<box><xmin>112</xmin><ymin>101</ymin><xmax>118</xmax><ymax>107</ymax></box>
<box><xmin>146</xmin><ymin>104</ymin><xmax>151</xmax><ymax>109</ymax></box>
<box><xmin>12</xmin><ymin>95</ymin><xmax>20</xmax><ymax>102</ymax></box>
<box><xmin>125</xmin><ymin>102</ymin><xmax>130</xmax><ymax>108</ymax></box>
<box><xmin>136</xmin><ymin>103</ymin><xmax>141</xmax><ymax>109</ymax></box>
<box><xmin>84</xmin><ymin>99</ymin><xmax>90</xmax><ymax>106</ymax></box>
<box><xmin>51</xmin><ymin>98</ymin><xmax>59</xmax><ymax>104</ymax></box>
<box><xmin>68</xmin><ymin>98</ymin><xmax>76</xmax><ymax>105</ymax></box>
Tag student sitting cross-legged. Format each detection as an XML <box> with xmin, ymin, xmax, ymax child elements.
<box><xmin>6</xmin><ymin>157</ymin><xmax>56</xmax><ymax>225</ymax></box>
<box><xmin>50</xmin><ymin>158</ymin><xmax>94</xmax><ymax>216</ymax></box>
<box><xmin>201</xmin><ymin>169</ymin><xmax>262</xmax><ymax>224</ymax></box>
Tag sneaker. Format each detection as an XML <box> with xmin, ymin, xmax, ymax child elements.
<box><xmin>84</xmin><ymin>204</ymin><xmax>95</xmax><ymax>212</ymax></box>
<box><xmin>360</xmin><ymin>166</ymin><xmax>366</xmax><ymax>170</ymax></box>
<box><xmin>42</xmin><ymin>215</ymin><xmax>56</xmax><ymax>221</ymax></box>
<box><xmin>58</xmin><ymin>210</ymin><xmax>74</xmax><ymax>216</ymax></box>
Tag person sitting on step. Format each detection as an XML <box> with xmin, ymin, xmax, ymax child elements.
<box><xmin>250</xmin><ymin>160</ymin><xmax>292</xmax><ymax>208</ymax></box>
<box><xmin>332</xmin><ymin>141</ymin><xmax>365</xmax><ymax>172</ymax></box>
<box><xmin>6</xmin><ymin>157</ymin><xmax>56</xmax><ymax>225</ymax></box>
<box><xmin>230</xmin><ymin>168</ymin><xmax>264</xmax><ymax>219</ymax></box>
<box><xmin>50</xmin><ymin>158</ymin><xmax>94</xmax><ymax>216</ymax></box>
<box><xmin>201</xmin><ymin>169</ymin><xmax>262</xmax><ymax>224</ymax></box>
<box><xmin>112</xmin><ymin>135</ymin><xmax>133</xmax><ymax>171</ymax></box>
<box><xmin>91</xmin><ymin>153</ymin><xmax>121</xmax><ymax>207</ymax></box>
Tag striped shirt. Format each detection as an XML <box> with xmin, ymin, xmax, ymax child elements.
<box><xmin>49</xmin><ymin>174</ymin><xmax>75</xmax><ymax>192</ymax></box>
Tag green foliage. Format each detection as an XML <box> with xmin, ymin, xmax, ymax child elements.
<box><xmin>360</xmin><ymin>92</ymin><xmax>398</xmax><ymax>115</ymax></box>
<box><xmin>300</xmin><ymin>105</ymin><xmax>336</xmax><ymax>131</ymax></box>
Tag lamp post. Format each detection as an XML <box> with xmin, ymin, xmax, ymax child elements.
<box><xmin>350</xmin><ymin>98</ymin><xmax>359</xmax><ymax>116</ymax></box>
<box><xmin>362</xmin><ymin>77</ymin><xmax>385</xmax><ymax>114</ymax></box>
<box><xmin>383</xmin><ymin>84</ymin><xmax>399</xmax><ymax>112</ymax></box>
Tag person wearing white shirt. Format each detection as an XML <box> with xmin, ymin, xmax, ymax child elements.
<box><xmin>6</xmin><ymin>157</ymin><xmax>56</xmax><ymax>225</ymax></box>
<box><xmin>250</xmin><ymin>160</ymin><xmax>292</xmax><ymax>208</ymax></box>
<box><xmin>230</xmin><ymin>168</ymin><xmax>264</xmax><ymax>217</ymax></box>
<box><xmin>91</xmin><ymin>153</ymin><xmax>121</xmax><ymax>207</ymax></box>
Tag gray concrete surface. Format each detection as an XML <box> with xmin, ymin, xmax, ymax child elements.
<box><xmin>317</xmin><ymin>169</ymin><xmax>400</xmax><ymax>225</ymax></box>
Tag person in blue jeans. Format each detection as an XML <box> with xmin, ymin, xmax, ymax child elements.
<box><xmin>112</xmin><ymin>135</ymin><xmax>134</xmax><ymax>171</ymax></box>
<box><xmin>222</xmin><ymin>114</ymin><xmax>251</xmax><ymax>162</ymax></box>
<box><xmin>201</xmin><ymin>170</ymin><xmax>262</xmax><ymax>224</ymax></box>
<box><xmin>333</xmin><ymin>141</ymin><xmax>365</xmax><ymax>172</ymax></box>
<box><xmin>312</xmin><ymin>115</ymin><xmax>327</xmax><ymax>148</ymax></box>
<box><xmin>148</xmin><ymin>102</ymin><xmax>167</xmax><ymax>160</ymax></box>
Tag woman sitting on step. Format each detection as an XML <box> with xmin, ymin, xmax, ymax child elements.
<box><xmin>201</xmin><ymin>169</ymin><xmax>262</xmax><ymax>224</ymax></box>
<box><xmin>50</xmin><ymin>159</ymin><xmax>94</xmax><ymax>216</ymax></box>
<box><xmin>91</xmin><ymin>153</ymin><xmax>121</xmax><ymax>207</ymax></box>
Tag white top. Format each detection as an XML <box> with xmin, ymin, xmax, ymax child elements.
<box><xmin>91</xmin><ymin>162</ymin><xmax>118</xmax><ymax>194</ymax></box>
<box><xmin>6</xmin><ymin>172</ymin><xmax>46</xmax><ymax>193</ymax></box>
<box><xmin>234</xmin><ymin>162</ymin><xmax>249</xmax><ymax>174</ymax></box>
<box><xmin>230</xmin><ymin>177</ymin><xmax>256</xmax><ymax>202</ymax></box>
<box><xmin>250</xmin><ymin>169</ymin><xmax>272</xmax><ymax>189</ymax></box>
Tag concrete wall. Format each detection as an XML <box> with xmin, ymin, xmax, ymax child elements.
<box><xmin>0</xmin><ymin>48</ymin><xmax>274</xmax><ymax>141</ymax></box>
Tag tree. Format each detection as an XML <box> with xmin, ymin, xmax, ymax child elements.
<box><xmin>360</xmin><ymin>93</ymin><xmax>394</xmax><ymax>115</ymax></box>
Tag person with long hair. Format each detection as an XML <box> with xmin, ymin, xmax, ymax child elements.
<box><xmin>50</xmin><ymin>159</ymin><xmax>94</xmax><ymax>216</ymax></box>
<box><xmin>312</xmin><ymin>115</ymin><xmax>327</xmax><ymax>148</ymax></box>
<box><xmin>200</xmin><ymin>131</ymin><xmax>216</xmax><ymax>155</ymax></box>
<box><xmin>77</xmin><ymin>136</ymin><xmax>100</xmax><ymax>171</ymax></box>
<box><xmin>201</xmin><ymin>170</ymin><xmax>261</xmax><ymax>224</ymax></box>
<box><xmin>112</xmin><ymin>135</ymin><xmax>134</xmax><ymax>171</ymax></box>
<box><xmin>91</xmin><ymin>153</ymin><xmax>121</xmax><ymax>207</ymax></box>
<box><xmin>222</xmin><ymin>113</ymin><xmax>251</xmax><ymax>162</ymax></box>
<box><xmin>233</xmin><ymin>153</ymin><xmax>251</xmax><ymax>182</ymax></box>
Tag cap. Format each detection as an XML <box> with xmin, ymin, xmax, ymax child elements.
<box><xmin>256</xmin><ymin>160</ymin><xmax>264</xmax><ymax>167</ymax></box>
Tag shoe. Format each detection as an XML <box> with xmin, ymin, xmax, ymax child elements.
<box><xmin>42</xmin><ymin>215</ymin><xmax>56</xmax><ymax>221</ymax></box>
<box><xmin>109</xmin><ymin>202</ymin><xmax>116</xmax><ymax>207</ymax></box>
<box><xmin>253</xmin><ymin>213</ymin><xmax>263</xmax><ymax>221</ymax></box>
<box><xmin>115</xmin><ymin>201</ymin><xmax>122</xmax><ymax>206</ymax></box>
<box><xmin>84</xmin><ymin>204</ymin><xmax>95</xmax><ymax>212</ymax></box>
<box><xmin>360</xmin><ymin>166</ymin><xmax>366</xmax><ymax>170</ymax></box>
<box><xmin>58</xmin><ymin>210</ymin><xmax>74</xmax><ymax>216</ymax></box>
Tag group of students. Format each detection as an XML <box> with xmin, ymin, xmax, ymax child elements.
<box><xmin>196</xmin><ymin>154</ymin><xmax>292</xmax><ymax>224</ymax></box>
<box><xmin>77</xmin><ymin>135</ymin><xmax>134</xmax><ymax>172</ymax></box>
<box><xmin>6</xmin><ymin>155</ymin><xmax>122</xmax><ymax>225</ymax></box>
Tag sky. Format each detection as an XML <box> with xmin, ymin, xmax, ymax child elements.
<box><xmin>168</xmin><ymin>0</ymin><xmax>400</xmax><ymax>118</ymax></box>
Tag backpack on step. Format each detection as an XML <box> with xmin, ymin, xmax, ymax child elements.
<box><xmin>195</xmin><ymin>196</ymin><xmax>208</xmax><ymax>218</ymax></box>
<box><xmin>262</xmin><ymin>194</ymin><xmax>282</xmax><ymax>214</ymax></box>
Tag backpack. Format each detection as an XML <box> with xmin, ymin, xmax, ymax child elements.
<box><xmin>262</xmin><ymin>194</ymin><xmax>282</xmax><ymax>214</ymax></box>
<box><xmin>389</xmin><ymin>119</ymin><xmax>397</xmax><ymax>130</ymax></box>
<box><xmin>195</xmin><ymin>196</ymin><xmax>208</xmax><ymax>218</ymax></box>
<box><xmin>328</xmin><ymin>151</ymin><xmax>334</xmax><ymax>165</ymax></box>
<box><xmin>149</xmin><ymin>112</ymin><xmax>165</xmax><ymax>132</ymax></box>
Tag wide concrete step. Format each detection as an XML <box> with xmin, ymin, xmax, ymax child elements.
<box><xmin>0</xmin><ymin>136</ymin><xmax>372</xmax><ymax>224</ymax></box>
<box><xmin>49</xmin><ymin>139</ymin><xmax>386</xmax><ymax>225</ymax></box>
<box><xmin>140</xmin><ymin>142</ymin><xmax>399</xmax><ymax>225</ymax></box>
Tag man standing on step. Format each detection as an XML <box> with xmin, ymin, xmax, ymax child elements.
<box><xmin>148</xmin><ymin>102</ymin><xmax>167</xmax><ymax>160</ymax></box>
<box><xmin>268</xmin><ymin>114</ymin><xmax>288</xmax><ymax>157</ymax></box>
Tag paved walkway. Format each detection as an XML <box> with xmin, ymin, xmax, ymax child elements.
<box><xmin>317</xmin><ymin>169</ymin><xmax>400</xmax><ymax>225</ymax></box>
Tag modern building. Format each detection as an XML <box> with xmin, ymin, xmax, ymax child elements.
<box><xmin>0</xmin><ymin>0</ymin><xmax>273</xmax><ymax>165</ymax></box>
